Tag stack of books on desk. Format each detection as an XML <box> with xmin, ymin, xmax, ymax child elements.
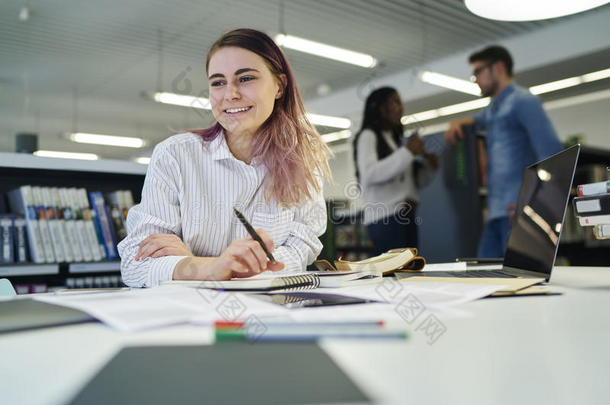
<box><xmin>573</xmin><ymin>178</ymin><xmax>610</xmax><ymax>239</ymax></box>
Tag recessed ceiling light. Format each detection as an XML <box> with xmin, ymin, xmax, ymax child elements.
<box><xmin>529</xmin><ymin>77</ymin><xmax>582</xmax><ymax>95</ymax></box>
<box><xmin>321</xmin><ymin>130</ymin><xmax>352</xmax><ymax>144</ymax></box>
<box><xmin>34</xmin><ymin>150</ymin><xmax>99</xmax><ymax>160</ymax></box>
<box><xmin>465</xmin><ymin>0</ymin><xmax>610</xmax><ymax>21</ymax></box>
<box><xmin>306</xmin><ymin>113</ymin><xmax>351</xmax><ymax>129</ymax></box>
<box><xmin>69</xmin><ymin>133</ymin><xmax>145</xmax><ymax>148</ymax></box>
<box><xmin>135</xmin><ymin>157</ymin><xmax>151</xmax><ymax>165</ymax></box>
<box><xmin>153</xmin><ymin>92</ymin><xmax>211</xmax><ymax>110</ymax></box>
<box><xmin>275</xmin><ymin>34</ymin><xmax>377</xmax><ymax>68</ymax></box>
<box><xmin>419</xmin><ymin>71</ymin><xmax>481</xmax><ymax>96</ymax></box>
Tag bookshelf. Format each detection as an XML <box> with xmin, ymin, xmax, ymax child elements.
<box><xmin>557</xmin><ymin>145</ymin><xmax>610</xmax><ymax>265</ymax></box>
<box><xmin>0</xmin><ymin>152</ymin><xmax>146</xmax><ymax>292</ymax></box>
<box><xmin>318</xmin><ymin>200</ymin><xmax>374</xmax><ymax>263</ymax></box>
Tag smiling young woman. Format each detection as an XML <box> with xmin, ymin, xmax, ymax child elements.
<box><xmin>117</xmin><ymin>29</ymin><xmax>332</xmax><ymax>287</ymax></box>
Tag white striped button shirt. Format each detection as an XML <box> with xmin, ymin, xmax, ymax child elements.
<box><xmin>118</xmin><ymin>132</ymin><xmax>327</xmax><ymax>287</ymax></box>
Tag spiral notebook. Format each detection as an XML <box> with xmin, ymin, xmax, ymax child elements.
<box><xmin>164</xmin><ymin>270</ymin><xmax>381</xmax><ymax>292</ymax></box>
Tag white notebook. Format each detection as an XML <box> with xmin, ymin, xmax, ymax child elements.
<box><xmin>163</xmin><ymin>270</ymin><xmax>381</xmax><ymax>291</ymax></box>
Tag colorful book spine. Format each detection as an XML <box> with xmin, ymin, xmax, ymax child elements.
<box><xmin>13</xmin><ymin>215</ymin><xmax>28</xmax><ymax>262</ymax></box>
<box><xmin>577</xmin><ymin>181</ymin><xmax>610</xmax><ymax>197</ymax></box>
<box><xmin>573</xmin><ymin>193</ymin><xmax>610</xmax><ymax>216</ymax></box>
<box><xmin>594</xmin><ymin>224</ymin><xmax>610</xmax><ymax>239</ymax></box>
<box><xmin>88</xmin><ymin>207</ymin><xmax>108</xmax><ymax>260</ymax></box>
<box><xmin>82</xmin><ymin>188</ymin><xmax>108</xmax><ymax>260</ymax></box>
<box><xmin>123</xmin><ymin>190</ymin><xmax>134</xmax><ymax>212</ymax></box>
<box><xmin>7</xmin><ymin>186</ymin><xmax>45</xmax><ymax>263</ymax></box>
<box><xmin>55</xmin><ymin>188</ymin><xmax>83</xmax><ymax>262</ymax></box>
<box><xmin>47</xmin><ymin>187</ymin><xmax>74</xmax><ymax>262</ymax></box>
<box><xmin>89</xmin><ymin>191</ymin><xmax>118</xmax><ymax>259</ymax></box>
<box><xmin>40</xmin><ymin>187</ymin><xmax>67</xmax><ymax>263</ymax></box>
<box><xmin>74</xmin><ymin>188</ymin><xmax>104</xmax><ymax>261</ymax></box>
<box><xmin>0</xmin><ymin>215</ymin><xmax>14</xmax><ymax>263</ymax></box>
<box><xmin>60</xmin><ymin>188</ymin><xmax>93</xmax><ymax>262</ymax></box>
<box><xmin>578</xmin><ymin>214</ymin><xmax>610</xmax><ymax>226</ymax></box>
<box><xmin>106</xmin><ymin>191</ymin><xmax>128</xmax><ymax>242</ymax></box>
<box><xmin>31</xmin><ymin>186</ymin><xmax>56</xmax><ymax>263</ymax></box>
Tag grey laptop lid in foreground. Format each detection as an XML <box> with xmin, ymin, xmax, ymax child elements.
<box><xmin>0</xmin><ymin>298</ymin><xmax>97</xmax><ymax>333</ymax></box>
<box><xmin>502</xmin><ymin>144</ymin><xmax>580</xmax><ymax>280</ymax></box>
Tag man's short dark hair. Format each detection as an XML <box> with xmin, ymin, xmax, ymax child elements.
<box><xmin>469</xmin><ymin>45</ymin><xmax>513</xmax><ymax>77</ymax></box>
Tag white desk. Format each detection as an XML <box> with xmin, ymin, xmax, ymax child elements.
<box><xmin>1</xmin><ymin>266</ymin><xmax>609</xmax><ymax>405</ymax></box>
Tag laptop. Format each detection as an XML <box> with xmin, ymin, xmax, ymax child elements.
<box><xmin>0</xmin><ymin>298</ymin><xmax>97</xmax><ymax>334</ymax></box>
<box><xmin>414</xmin><ymin>144</ymin><xmax>580</xmax><ymax>281</ymax></box>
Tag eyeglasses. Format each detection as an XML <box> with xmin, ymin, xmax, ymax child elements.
<box><xmin>470</xmin><ymin>63</ymin><xmax>493</xmax><ymax>82</ymax></box>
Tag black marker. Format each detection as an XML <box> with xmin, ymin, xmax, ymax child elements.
<box><xmin>233</xmin><ymin>208</ymin><xmax>276</xmax><ymax>262</ymax></box>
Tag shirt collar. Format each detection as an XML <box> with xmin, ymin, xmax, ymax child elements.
<box><xmin>492</xmin><ymin>82</ymin><xmax>516</xmax><ymax>105</ymax></box>
<box><xmin>207</xmin><ymin>130</ymin><xmax>264</xmax><ymax>169</ymax></box>
<box><xmin>207</xmin><ymin>131</ymin><xmax>233</xmax><ymax>161</ymax></box>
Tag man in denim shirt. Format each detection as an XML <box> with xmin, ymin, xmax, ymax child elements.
<box><xmin>445</xmin><ymin>46</ymin><xmax>562</xmax><ymax>257</ymax></box>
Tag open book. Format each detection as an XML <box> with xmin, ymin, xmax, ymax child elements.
<box><xmin>313</xmin><ymin>248</ymin><xmax>426</xmax><ymax>275</ymax></box>
<box><xmin>163</xmin><ymin>270</ymin><xmax>381</xmax><ymax>292</ymax></box>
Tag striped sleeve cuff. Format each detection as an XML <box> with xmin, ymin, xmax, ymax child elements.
<box><xmin>145</xmin><ymin>255</ymin><xmax>189</xmax><ymax>287</ymax></box>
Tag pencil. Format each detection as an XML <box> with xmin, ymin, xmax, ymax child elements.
<box><xmin>233</xmin><ymin>207</ymin><xmax>276</xmax><ymax>262</ymax></box>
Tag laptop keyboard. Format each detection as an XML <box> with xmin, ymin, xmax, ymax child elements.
<box><xmin>453</xmin><ymin>270</ymin><xmax>516</xmax><ymax>278</ymax></box>
<box><xmin>420</xmin><ymin>270</ymin><xmax>517</xmax><ymax>278</ymax></box>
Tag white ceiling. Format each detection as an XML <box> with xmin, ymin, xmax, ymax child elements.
<box><xmin>1</xmin><ymin>0</ymin><xmax>609</xmax><ymax>160</ymax></box>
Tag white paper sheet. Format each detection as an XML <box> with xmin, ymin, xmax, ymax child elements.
<box><xmin>33</xmin><ymin>281</ymin><xmax>500</xmax><ymax>332</ymax></box>
<box><xmin>34</xmin><ymin>285</ymin><xmax>289</xmax><ymax>332</ymax></box>
<box><xmin>320</xmin><ymin>281</ymin><xmax>503</xmax><ymax>308</ymax></box>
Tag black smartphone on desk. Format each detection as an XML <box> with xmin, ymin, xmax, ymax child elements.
<box><xmin>251</xmin><ymin>292</ymin><xmax>375</xmax><ymax>308</ymax></box>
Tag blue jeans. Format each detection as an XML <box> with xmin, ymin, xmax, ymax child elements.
<box><xmin>366</xmin><ymin>209</ymin><xmax>418</xmax><ymax>256</ymax></box>
<box><xmin>477</xmin><ymin>217</ymin><xmax>511</xmax><ymax>258</ymax></box>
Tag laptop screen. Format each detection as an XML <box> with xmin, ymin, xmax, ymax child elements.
<box><xmin>503</xmin><ymin>145</ymin><xmax>580</xmax><ymax>279</ymax></box>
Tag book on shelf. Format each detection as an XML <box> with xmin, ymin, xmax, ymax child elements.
<box><xmin>79</xmin><ymin>188</ymin><xmax>107</xmax><ymax>261</ymax></box>
<box><xmin>13</xmin><ymin>215</ymin><xmax>28</xmax><ymax>262</ymax></box>
<box><xmin>74</xmin><ymin>188</ymin><xmax>104</xmax><ymax>261</ymax></box>
<box><xmin>48</xmin><ymin>187</ymin><xmax>76</xmax><ymax>262</ymax></box>
<box><xmin>164</xmin><ymin>270</ymin><xmax>382</xmax><ymax>291</ymax></box>
<box><xmin>30</xmin><ymin>186</ymin><xmax>57</xmax><ymax>263</ymax></box>
<box><xmin>577</xmin><ymin>180</ymin><xmax>610</xmax><ymax>197</ymax></box>
<box><xmin>108</xmin><ymin>203</ymin><xmax>127</xmax><ymax>242</ymax></box>
<box><xmin>574</xmin><ymin>193</ymin><xmax>610</xmax><ymax>217</ymax></box>
<box><xmin>593</xmin><ymin>224</ymin><xmax>610</xmax><ymax>239</ymax></box>
<box><xmin>313</xmin><ymin>247</ymin><xmax>426</xmax><ymax>275</ymax></box>
<box><xmin>57</xmin><ymin>187</ymin><xmax>86</xmax><ymax>262</ymax></box>
<box><xmin>577</xmin><ymin>214</ymin><xmax>610</xmax><ymax>226</ymax></box>
<box><xmin>106</xmin><ymin>190</ymin><xmax>132</xmax><ymax>239</ymax></box>
<box><xmin>41</xmin><ymin>186</ymin><xmax>73</xmax><ymax>262</ymax></box>
<box><xmin>4</xmin><ymin>184</ymin><xmax>135</xmax><ymax>264</ymax></box>
<box><xmin>7</xmin><ymin>186</ymin><xmax>46</xmax><ymax>263</ymax></box>
<box><xmin>0</xmin><ymin>214</ymin><xmax>14</xmax><ymax>263</ymax></box>
<box><xmin>89</xmin><ymin>191</ymin><xmax>118</xmax><ymax>259</ymax></box>
<box><xmin>88</xmin><ymin>205</ymin><xmax>107</xmax><ymax>260</ymax></box>
<box><xmin>61</xmin><ymin>187</ymin><xmax>94</xmax><ymax>262</ymax></box>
